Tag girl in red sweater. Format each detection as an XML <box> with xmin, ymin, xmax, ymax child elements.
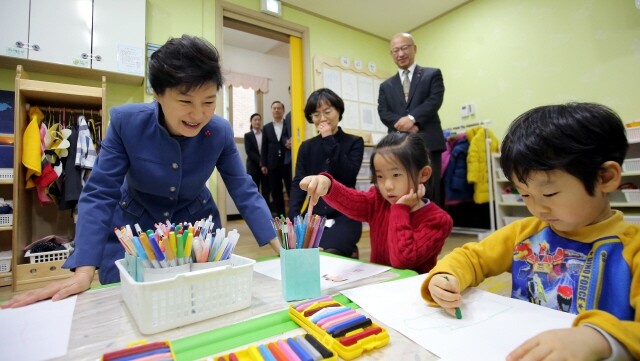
<box><xmin>300</xmin><ymin>132</ymin><xmax>453</xmax><ymax>273</ymax></box>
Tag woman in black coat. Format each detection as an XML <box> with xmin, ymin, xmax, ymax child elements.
<box><xmin>289</xmin><ymin>88</ymin><xmax>364</xmax><ymax>257</ymax></box>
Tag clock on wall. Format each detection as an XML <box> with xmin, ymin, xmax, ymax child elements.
<box><xmin>261</xmin><ymin>0</ymin><xmax>282</xmax><ymax>17</ymax></box>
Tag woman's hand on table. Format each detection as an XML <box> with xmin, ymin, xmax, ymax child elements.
<box><xmin>1</xmin><ymin>266</ymin><xmax>95</xmax><ymax>308</ymax></box>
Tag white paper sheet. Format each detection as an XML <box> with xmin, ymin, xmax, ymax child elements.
<box><xmin>341</xmin><ymin>274</ymin><xmax>575</xmax><ymax>360</ymax></box>
<box><xmin>0</xmin><ymin>296</ymin><xmax>77</xmax><ymax>361</ymax></box>
<box><xmin>253</xmin><ymin>255</ymin><xmax>390</xmax><ymax>290</ymax></box>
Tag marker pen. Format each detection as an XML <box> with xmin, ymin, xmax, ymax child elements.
<box><xmin>139</xmin><ymin>233</ymin><xmax>160</xmax><ymax>268</ymax></box>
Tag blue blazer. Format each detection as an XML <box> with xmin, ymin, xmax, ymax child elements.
<box><xmin>378</xmin><ymin>65</ymin><xmax>446</xmax><ymax>152</ymax></box>
<box><xmin>63</xmin><ymin>102</ymin><xmax>275</xmax><ymax>284</ymax></box>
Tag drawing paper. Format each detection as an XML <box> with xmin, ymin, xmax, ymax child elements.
<box><xmin>341</xmin><ymin>274</ymin><xmax>575</xmax><ymax>359</ymax></box>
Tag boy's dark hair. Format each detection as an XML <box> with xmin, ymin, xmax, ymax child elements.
<box><xmin>149</xmin><ymin>35</ymin><xmax>223</xmax><ymax>95</ymax></box>
<box><xmin>370</xmin><ymin>132</ymin><xmax>431</xmax><ymax>190</ymax></box>
<box><xmin>304</xmin><ymin>88</ymin><xmax>345</xmax><ymax>123</ymax></box>
<box><xmin>249</xmin><ymin>113</ymin><xmax>261</xmax><ymax>130</ymax></box>
<box><xmin>500</xmin><ymin>102</ymin><xmax>628</xmax><ymax>195</ymax></box>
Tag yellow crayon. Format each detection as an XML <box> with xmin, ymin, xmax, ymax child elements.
<box><xmin>169</xmin><ymin>231</ymin><xmax>177</xmax><ymax>255</ymax></box>
<box><xmin>163</xmin><ymin>235</ymin><xmax>176</xmax><ymax>262</ymax></box>
<box><xmin>184</xmin><ymin>232</ymin><xmax>194</xmax><ymax>262</ymax></box>
<box><xmin>247</xmin><ymin>345</ymin><xmax>264</xmax><ymax>361</ymax></box>
<box><xmin>139</xmin><ymin>233</ymin><xmax>156</xmax><ymax>261</ymax></box>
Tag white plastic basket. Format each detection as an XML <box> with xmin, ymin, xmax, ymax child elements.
<box><xmin>626</xmin><ymin>126</ymin><xmax>640</xmax><ymax>143</ymax></box>
<box><xmin>622</xmin><ymin>189</ymin><xmax>640</xmax><ymax>203</ymax></box>
<box><xmin>623</xmin><ymin>158</ymin><xmax>640</xmax><ymax>173</ymax></box>
<box><xmin>0</xmin><ymin>214</ymin><xmax>12</xmax><ymax>227</ymax></box>
<box><xmin>115</xmin><ymin>254</ymin><xmax>255</xmax><ymax>334</ymax></box>
<box><xmin>0</xmin><ymin>168</ymin><xmax>12</xmax><ymax>182</ymax></box>
<box><xmin>0</xmin><ymin>250</ymin><xmax>11</xmax><ymax>273</ymax></box>
<box><xmin>24</xmin><ymin>243</ymin><xmax>71</xmax><ymax>263</ymax></box>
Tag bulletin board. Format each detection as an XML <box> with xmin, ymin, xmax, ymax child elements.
<box><xmin>313</xmin><ymin>55</ymin><xmax>390</xmax><ymax>145</ymax></box>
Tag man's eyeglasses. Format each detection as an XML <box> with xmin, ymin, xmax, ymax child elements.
<box><xmin>390</xmin><ymin>44</ymin><xmax>414</xmax><ymax>56</ymax></box>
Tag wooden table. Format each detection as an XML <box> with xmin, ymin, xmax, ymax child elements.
<box><xmin>54</xmin><ymin>265</ymin><xmax>512</xmax><ymax>360</ymax></box>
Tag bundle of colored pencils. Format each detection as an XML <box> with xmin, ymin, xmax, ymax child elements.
<box><xmin>271</xmin><ymin>213</ymin><xmax>327</xmax><ymax>250</ymax></box>
<box><xmin>114</xmin><ymin>215</ymin><xmax>240</xmax><ymax>268</ymax></box>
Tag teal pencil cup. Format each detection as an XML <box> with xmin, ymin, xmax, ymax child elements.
<box><xmin>280</xmin><ymin>247</ymin><xmax>321</xmax><ymax>301</ymax></box>
<box><xmin>124</xmin><ymin>252</ymin><xmax>144</xmax><ymax>282</ymax></box>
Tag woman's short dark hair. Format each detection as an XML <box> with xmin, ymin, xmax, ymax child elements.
<box><xmin>500</xmin><ymin>102</ymin><xmax>628</xmax><ymax>195</ymax></box>
<box><xmin>369</xmin><ymin>132</ymin><xmax>431</xmax><ymax>190</ymax></box>
<box><xmin>304</xmin><ymin>88</ymin><xmax>345</xmax><ymax>123</ymax></box>
<box><xmin>249</xmin><ymin>113</ymin><xmax>261</xmax><ymax>130</ymax></box>
<box><xmin>148</xmin><ymin>34</ymin><xmax>223</xmax><ymax>95</ymax></box>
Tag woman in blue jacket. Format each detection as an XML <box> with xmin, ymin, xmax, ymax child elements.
<box><xmin>3</xmin><ymin>35</ymin><xmax>278</xmax><ymax>308</ymax></box>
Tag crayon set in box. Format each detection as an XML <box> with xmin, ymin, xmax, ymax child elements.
<box><xmin>206</xmin><ymin>332</ymin><xmax>337</xmax><ymax>361</ymax></box>
<box><xmin>288</xmin><ymin>297</ymin><xmax>389</xmax><ymax>360</ymax></box>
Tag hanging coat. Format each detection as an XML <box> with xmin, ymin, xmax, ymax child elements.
<box><xmin>466</xmin><ymin>126</ymin><xmax>499</xmax><ymax>204</ymax></box>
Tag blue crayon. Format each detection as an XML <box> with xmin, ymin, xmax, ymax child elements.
<box><xmin>287</xmin><ymin>337</ymin><xmax>313</xmax><ymax>361</ymax></box>
<box><xmin>258</xmin><ymin>344</ymin><xmax>277</xmax><ymax>361</ymax></box>
<box><xmin>131</xmin><ymin>236</ymin><xmax>152</xmax><ymax>268</ymax></box>
<box><xmin>327</xmin><ymin>315</ymin><xmax>371</xmax><ymax>337</ymax></box>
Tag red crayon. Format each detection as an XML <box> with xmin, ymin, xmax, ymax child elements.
<box><xmin>339</xmin><ymin>326</ymin><xmax>383</xmax><ymax>346</ymax></box>
<box><xmin>267</xmin><ymin>342</ymin><xmax>288</xmax><ymax>361</ymax></box>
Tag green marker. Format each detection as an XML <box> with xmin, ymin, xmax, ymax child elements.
<box><xmin>443</xmin><ymin>275</ymin><xmax>463</xmax><ymax>319</ymax></box>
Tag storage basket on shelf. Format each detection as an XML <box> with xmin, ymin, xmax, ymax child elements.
<box><xmin>0</xmin><ymin>250</ymin><xmax>11</xmax><ymax>273</ymax></box>
<box><xmin>0</xmin><ymin>213</ymin><xmax>12</xmax><ymax>227</ymax></box>
<box><xmin>624</xmin><ymin>215</ymin><xmax>640</xmax><ymax>224</ymax></box>
<box><xmin>115</xmin><ymin>254</ymin><xmax>255</xmax><ymax>334</ymax></box>
<box><xmin>626</xmin><ymin>126</ymin><xmax>640</xmax><ymax>143</ymax></box>
<box><xmin>0</xmin><ymin>168</ymin><xmax>13</xmax><ymax>182</ymax></box>
<box><xmin>25</xmin><ymin>243</ymin><xmax>72</xmax><ymax>263</ymax></box>
<box><xmin>622</xmin><ymin>158</ymin><xmax>640</xmax><ymax>173</ymax></box>
<box><xmin>622</xmin><ymin>189</ymin><xmax>640</xmax><ymax>203</ymax></box>
<box><xmin>503</xmin><ymin>216</ymin><xmax>525</xmax><ymax>225</ymax></box>
<box><xmin>501</xmin><ymin>194</ymin><xmax>522</xmax><ymax>203</ymax></box>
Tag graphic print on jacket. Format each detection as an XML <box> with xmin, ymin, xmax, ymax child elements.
<box><xmin>511</xmin><ymin>227</ymin><xmax>633</xmax><ymax>320</ymax></box>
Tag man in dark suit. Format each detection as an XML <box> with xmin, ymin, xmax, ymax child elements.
<box><xmin>378</xmin><ymin>32</ymin><xmax>446</xmax><ymax>206</ymax></box>
<box><xmin>244</xmin><ymin>113</ymin><xmax>270</xmax><ymax>209</ymax></box>
<box><xmin>261</xmin><ymin>101</ymin><xmax>292</xmax><ymax>216</ymax></box>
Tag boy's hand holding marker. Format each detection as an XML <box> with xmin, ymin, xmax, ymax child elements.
<box><xmin>428</xmin><ymin>274</ymin><xmax>462</xmax><ymax>319</ymax></box>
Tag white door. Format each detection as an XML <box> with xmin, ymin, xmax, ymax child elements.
<box><xmin>92</xmin><ymin>0</ymin><xmax>146</xmax><ymax>75</ymax></box>
<box><xmin>0</xmin><ymin>0</ymin><xmax>30</xmax><ymax>59</ymax></box>
<box><xmin>29</xmin><ymin>0</ymin><xmax>93</xmax><ymax>68</ymax></box>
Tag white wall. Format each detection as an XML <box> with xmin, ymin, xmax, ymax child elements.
<box><xmin>223</xmin><ymin>44</ymin><xmax>291</xmax><ymax>123</ymax></box>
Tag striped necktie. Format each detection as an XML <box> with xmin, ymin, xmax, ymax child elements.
<box><xmin>402</xmin><ymin>69</ymin><xmax>410</xmax><ymax>101</ymax></box>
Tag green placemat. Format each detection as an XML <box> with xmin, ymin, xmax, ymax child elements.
<box><xmin>171</xmin><ymin>309</ymin><xmax>296</xmax><ymax>361</ymax></box>
<box><xmin>170</xmin><ymin>257</ymin><xmax>417</xmax><ymax>360</ymax></box>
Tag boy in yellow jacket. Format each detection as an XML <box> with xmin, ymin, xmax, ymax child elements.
<box><xmin>422</xmin><ymin>102</ymin><xmax>639</xmax><ymax>360</ymax></box>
